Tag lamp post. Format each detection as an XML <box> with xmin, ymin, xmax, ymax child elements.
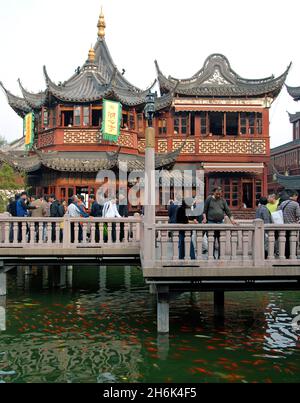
<box><xmin>143</xmin><ymin>91</ymin><xmax>157</xmax><ymax>266</ymax></box>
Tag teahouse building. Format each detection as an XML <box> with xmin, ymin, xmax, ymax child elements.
<box><xmin>268</xmin><ymin>83</ymin><xmax>300</xmax><ymax>195</ymax></box>
<box><xmin>0</xmin><ymin>10</ymin><xmax>289</xmax><ymax>217</ymax></box>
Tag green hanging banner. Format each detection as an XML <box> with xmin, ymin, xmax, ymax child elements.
<box><xmin>102</xmin><ymin>99</ymin><xmax>122</xmax><ymax>143</ymax></box>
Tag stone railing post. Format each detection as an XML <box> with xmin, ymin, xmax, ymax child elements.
<box><xmin>63</xmin><ymin>216</ymin><xmax>71</xmax><ymax>248</ymax></box>
<box><xmin>253</xmin><ymin>219</ymin><xmax>265</xmax><ymax>267</ymax></box>
<box><xmin>143</xmin><ymin>126</ymin><xmax>156</xmax><ymax>267</ymax></box>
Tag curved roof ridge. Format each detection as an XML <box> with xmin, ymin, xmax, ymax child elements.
<box><xmin>156</xmin><ymin>54</ymin><xmax>290</xmax><ymax>99</ymax></box>
<box><xmin>286</xmin><ymin>83</ymin><xmax>300</xmax><ymax>101</ymax></box>
<box><xmin>0</xmin><ymin>81</ymin><xmax>31</xmax><ymax>117</ymax></box>
<box><xmin>95</xmin><ymin>38</ymin><xmax>142</xmax><ymax>93</ymax></box>
<box><xmin>17</xmin><ymin>79</ymin><xmax>47</xmax><ymax>109</ymax></box>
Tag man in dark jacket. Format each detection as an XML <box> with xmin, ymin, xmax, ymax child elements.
<box><xmin>8</xmin><ymin>194</ymin><xmax>20</xmax><ymax>242</ymax></box>
<box><xmin>118</xmin><ymin>193</ymin><xmax>129</xmax><ymax>242</ymax></box>
<box><xmin>16</xmin><ymin>192</ymin><xmax>37</xmax><ymax>242</ymax></box>
<box><xmin>203</xmin><ymin>187</ymin><xmax>237</xmax><ymax>259</ymax></box>
<box><xmin>49</xmin><ymin>194</ymin><xmax>64</xmax><ymax>242</ymax></box>
<box><xmin>168</xmin><ymin>194</ymin><xmax>181</xmax><ymax>224</ymax></box>
<box><xmin>203</xmin><ymin>187</ymin><xmax>236</xmax><ymax>225</ymax></box>
<box><xmin>90</xmin><ymin>194</ymin><xmax>103</xmax><ymax>243</ymax></box>
<box><xmin>176</xmin><ymin>199</ymin><xmax>196</xmax><ymax>260</ymax></box>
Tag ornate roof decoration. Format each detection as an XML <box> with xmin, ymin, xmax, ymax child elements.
<box><xmin>97</xmin><ymin>7</ymin><xmax>106</xmax><ymax>39</ymax></box>
<box><xmin>286</xmin><ymin>85</ymin><xmax>300</xmax><ymax>101</ymax></box>
<box><xmin>288</xmin><ymin>111</ymin><xmax>300</xmax><ymax>124</ymax></box>
<box><xmin>0</xmin><ymin>146</ymin><xmax>182</xmax><ymax>174</ymax></box>
<box><xmin>155</xmin><ymin>54</ymin><xmax>291</xmax><ymax>99</ymax></box>
<box><xmin>1</xmin><ymin>10</ymin><xmax>166</xmax><ymax>113</ymax></box>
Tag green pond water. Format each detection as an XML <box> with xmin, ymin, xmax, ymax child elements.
<box><xmin>0</xmin><ymin>266</ymin><xmax>299</xmax><ymax>383</ymax></box>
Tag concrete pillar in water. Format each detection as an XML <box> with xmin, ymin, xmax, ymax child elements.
<box><xmin>99</xmin><ymin>266</ymin><xmax>107</xmax><ymax>292</ymax></box>
<box><xmin>214</xmin><ymin>291</ymin><xmax>225</xmax><ymax>318</ymax></box>
<box><xmin>17</xmin><ymin>267</ymin><xmax>24</xmax><ymax>289</ymax></box>
<box><xmin>24</xmin><ymin>266</ymin><xmax>30</xmax><ymax>291</ymax></box>
<box><xmin>42</xmin><ymin>266</ymin><xmax>49</xmax><ymax>289</ymax></box>
<box><xmin>157</xmin><ymin>333</ymin><xmax>170</xmax><ymax>360</ymax></box>
<box><xmin>124</xmin><ymin>266</ymin><xmax>131</xmax><ymax>291</ymax></box>
<box><xmin>24</xmin><ymin>266</ymin><xmax>31</xmax><ymax>276</ymax></box>
<box><xmin>60</xmin><ymin>266</ymin><xmax>67</xmax><ymax>289</ymax></box>
<box><xmin>149</xmin><ymin>284</ymin><xmax>156</xmax><ymax>295</ymax></box>
<box><xmin>67</xmin><ymin>266</ymin><xmax>73</xmax><ymax>289</ymax></box>
<box><xmin>0</xmin><ymin>296</ymin><xmax>6</xmax><ymax>331</ymax></box>
<box><xmin>0</xmin><ymin>268</ymin><xmax>7</xmax><ymax>297</ymax></box>
<box><xmin>157</xmin><ymin>286</ymin><xmax>169</xmax><ymax>334</ymax></box>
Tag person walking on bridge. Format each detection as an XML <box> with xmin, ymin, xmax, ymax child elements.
<box><xmin>202</xmin><ymin>187</ymin><xmax>237</xmax><ymax>259</ymax></box>
<box><xmin>279</xmin><ymin>191</ymin><xmax>300</xmax><ymax>259</ymax></box>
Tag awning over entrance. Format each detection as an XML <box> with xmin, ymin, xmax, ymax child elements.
<box><xmin>203</xmin><ymin>163</ymin><xmax>264</xmax><ymax>174</ymax></box>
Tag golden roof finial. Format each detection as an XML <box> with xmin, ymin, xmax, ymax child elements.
<box><xmin>88</xmin><ymin>45</ymin><xmax>95</xmax><ymax>63</ymax></box>
<box><xmin>97</xmin><ymin>6</ymin><xmax>106</xmax><ymax>39</ymax></box>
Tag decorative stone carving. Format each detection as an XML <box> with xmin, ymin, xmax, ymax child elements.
<box><xmin>203</xmin><ymin>68</ymin><xmax>231</xmax><ymax>85</ymax></box>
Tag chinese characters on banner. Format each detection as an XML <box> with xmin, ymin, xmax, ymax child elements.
<box><xmin>102</xmin><ymin>99</ymin><xmax>122</xmax><ymax>142</ymax></box>
<box><xmin>24</xmin><ymin>112</ymin><xmax>35</xmax><ymax>150</ymax></box>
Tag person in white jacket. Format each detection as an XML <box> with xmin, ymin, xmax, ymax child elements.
<box><xmin>102</xmin><ymin>197</ymin><xmax>121</xmax><ymax>243</ymax></box>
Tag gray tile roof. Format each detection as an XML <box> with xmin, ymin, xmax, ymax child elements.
<box><xmin>0</xmin><ymin>146</ymin><xmax>182</xmax><ymax>174</ymax></box>
<box><xmin>288</xmin><ymin>112</ymin><xmax>300</xmax><ymax>123</ymax></box>
<box><xmin>0</xmin><ymin>82</ymin><xmax>31</xmax><ymax>117</ymax></box>
<box><xmin>286</xmin><ymin>84</ymin><xmax>300</xmax><ymax>101</ymax></box>
<box><xmin>275</xmin><ymin>173</ymin><xmax>300</xmax><ymax>189</ymax></box>
<box><xmin>156</xmin><ymin>54</ymin><xmax>290</xmax><ymax>99</ymax></box>
<box><xmin>1</xmin><ymin>38</ymin><xmax>169</xmax><ymax>113</ymax></box>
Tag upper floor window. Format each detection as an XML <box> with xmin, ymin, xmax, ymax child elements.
<box><xmin>137</xmin><ymin>114</ymin><xmax>144</xmax><ymax>133</ymax></box>
<box><xmin>83</xmin><ymin>107</ymin><xmax>90</xmax><ymax>126</ymax></box>
<box><xmin>43</xmin><ymin>108</ymin><xmax>49</xmax><ymax>128</ymax></box>
<box><xmin>240</xmin><ymin>112</ymin><xmax>262</xmax><ymax>135</ymax></box>
<box><xmin>158</xmin><ymin>116</ymin><xmax>167</xmax><ymax>135</ymax></box>
<box><xmin>200</xmin><ymin>112</ymin><xmax>264</xmax><ymax>136</ymax></box>
<box><xmin>92</xmin><ymin>107</ymin><xmax>102</xmax><ymax>127</ymax></box>
<box><xmin>61</xmin><ymin>109</ymin><xmax>73</xmax><ymax>127</ymax></box>
<box><xmin>200</xmin><ymin>112</ymin><xmax>208</xmax><ymax>135</ymax></box>
<box><xmin>51</xmin><ymin>108</ymin><xmax>56</xmax><ymax>128</ymax></box>
<box><xmin>129</xmin><ymin>113</ymin><xmax>135</xmax><ymax>130</ymax></box>
<box><xmin>74</xmin><ymin>107</ymin><xmax>81</xmax><ymax>126</ymax></box>
<box><xmin>174</xmin><ymin>112</ymin><xmax>189</xmax><ymax>135</ymax></box>
<box><xmin>209</xmin><ymin>112</ymin><xmax>224</xmax><ymax>136</ymax></box>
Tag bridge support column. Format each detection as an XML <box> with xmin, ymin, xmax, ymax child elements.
<box><xmin>17</xmin><ymin>267</ymin><xmax>24</xmax><ymax>289</ymax></box>
<box><xmin>67</xmin><ymin>266</ymin><xmax>73</xmax><ymax>289</ymax></box>
<box><xmin>24</xmin><ymin>266</ymin><xmax>31</xmax><ymax>276</ymax></box>
<box><xmin>0</xmin><ymin>268</ymin><xmax>7</xmax><ymax>296</ymax></box>
<box><xmin>157</xmin><ymin>333</ymin><xmax>170</xmax><ymax>360</ymax></box>
<box><xmin>99</xmin><ymin>266</ymin><xmax>107</xmax><ymax>292</ymax></box>
<box><xmin>214</xmin><ymin>291</ymin><xmax>225</xmax><ymax>318</ymax></box>
<box><xmin>0</xmin><ymin>296</ymin><xmax>6</xmax><ymax>331</ymax></box>
<box><xmin>42</xmin><ymin>266</ymin><xmax>49</xmax><ymax>289</ymax></box>
<box><xmin>124</xmin><ymin>266</ymin><xmax>131</xmax><ymax>291</ymax></box>
<box><xmin>60</xmin><ymin>266</ymin><xmax>67</xmax><ymax>289</ymax></box>
<box><xmin>157</xmin><ymin>286</ymin><xmax>169</xmax><ymax>334</ymax></box>
<box><xmin>149</xmin><ymin>284</ymin><xmax>156</xmax><ymax>295</ymax></box>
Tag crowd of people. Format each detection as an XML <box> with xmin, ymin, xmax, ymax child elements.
<box><xmin>6</xmin><ymin>192</ymin><xmax>129</xmax><ymax>244</ymax></box>
<box><xmin>5</xmin><ymin>188</ymin><xmax>300</xmax><ymax>258</ymax></box>
<box><xmin>168</xmin><ymin>187</ymin><xmax>300</xmax><ymax>260</ymax></box>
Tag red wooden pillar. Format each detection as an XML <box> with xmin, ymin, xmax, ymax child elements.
<box><xmin>263</xmin><ymin>165</ymin><xmax>268</xmax><ymax>197</ymax></box>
